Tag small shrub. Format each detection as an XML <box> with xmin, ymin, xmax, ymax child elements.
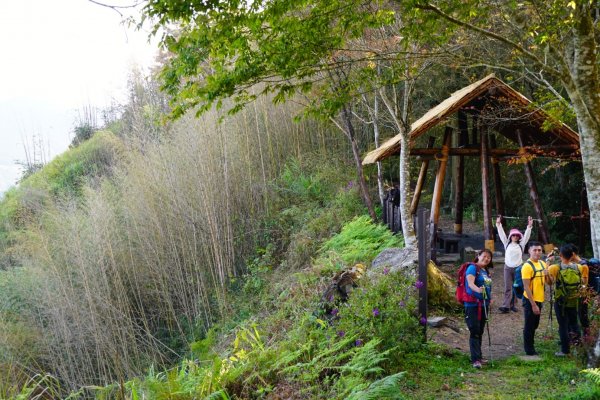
<box><xmin>335</xmin><ymin>271</ymin><xmax>421</xmax><ymax>358</ymax></box>
<box><xmin>318</xmin><ymin>215</ymin><xmax>404</xmax><ymax>268</ymax></box>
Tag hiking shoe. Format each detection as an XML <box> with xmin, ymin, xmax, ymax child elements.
<box><xmin>510</xmin><ymin>306</ymin><xmax>519</xmax><ymax>312</ymax></box>
<box><xmin>555</xmin><ymin>351</ymin><xmax>567</xmax><ymax>357</ymax></box>
<box><xmin>472</xmin><ymin>361</ymin><xmax>482</xmax><ymax>369</ymax></box>
<box><xmin>498</xmin><ymin>307</ymin><xmax>510</xmax><ymax>313</ymax></box>
<box><xmin>479</xmin><ymin>358</ymin><xmax>489</xmax><ymax>365</ymax></box>
<box><xmin>525</xmin><ymin>351</ymin><xmax>538</xmax><ymax>356</ymax></box>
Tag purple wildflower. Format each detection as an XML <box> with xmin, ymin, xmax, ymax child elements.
<box><xmin>337</xmin><ymin>330</ymin><xmax>346</xmax><ymax>337</ymax></box>
<box><xmin>355</xmin><ymin>339</ymin><xmax>364</xmax><ymax>347</ymax></box>
<box><xmin>347</xmin><ymin>181</ymin><xmax>354</xmax><ymax>189</ymax></box>
<box><xmin>328</xmin><ymin>294</ymin><xmax>334</xmax><ymax>302</ymax></box>
<box><xmin>420</xmin><ymin>316</ymin><xmax>427</xmax><ymax>325</ymax></box>
<box><xmin>372</xmin><ymin>307</ymin><xmax>380</xmax><ymax>317</ymax></box>
<box><xmin>414</xmin><ymin>280</ymin><xmax>424</xmax><ymax>289</ymax></box>
<box><xmin>383</xmin><ymin>267</ymin><xmax>390</xmax><ymax>275</ymax></box>
<box><xmin>330</xmin><ymin>308</ymin><xmax>339</xmax><ymax>316</ymax></box>
<box><xmin>398</xmin><ymin>301</ymin><xmax>405</xmax><ymax>308</ymax></box>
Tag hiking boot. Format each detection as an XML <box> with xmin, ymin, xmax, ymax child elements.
<box><xmin>472</xmin><ymin>360</ymin><xmax>482</xmax><ymax>369</ymax></box>
<box><xmin>479</xmin><ymin>358</ymin><xmax>489</xmax><ymax>365</ymax></box>
<box><xmin>510</xmin><ymin>306</ymin><xmax>519</xmax><ymax>312</ymax></box>
<box><xmin>498</xmin><ymin>307</ymin><xmax>510</xmax><ymax>313</ymax></box>
<box><xmin>555</xmin><ymin>351</ymin><xmax>567</xmax><ymax>357</ymax></box>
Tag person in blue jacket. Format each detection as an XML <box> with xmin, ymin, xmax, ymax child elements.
<box><xmin>464</xmin><ymin>248</ymin><xmax>493</xmax><ymax>369</ymax></box>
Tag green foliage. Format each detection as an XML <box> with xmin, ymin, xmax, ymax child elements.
<box><xmin>142</xmin><ymin>0</ymin><xmax>400</xmax><ymax>119</ymax></box>
<box><xmin>242</xmin><ymin>244</ymin><xmax>276</xmax><ymax>295</ymax></box>
<box><xmin>318</xmin><ymin>215</ymin><xmax>404</xmax><ymax>267</ymax></box>
<box><xmin>335</xmin><ymin>271</ymin><xmax>421</xmax><ymax>356</ymax></box>
<box><xmin>23</xmin><ymin>130</ymin><xmax>123</xmax><ymax>198</ymax></box>
<box><xmin>577</xmin><ymin>369</ymin><xmax>600</xmax><ymax>397</ymax></box>
<box><xmin>345</xmin><ymin>372</ymin><xmax>407</xmax><ymax>400</ymax></box>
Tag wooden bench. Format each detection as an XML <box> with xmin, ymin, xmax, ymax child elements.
<box><xmin>437</xmin><ymin>233</ymin><xmax>461</xmax><ymax>253</ymax></box>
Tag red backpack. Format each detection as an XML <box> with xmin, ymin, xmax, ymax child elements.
<box><xmin>455</xmin><ymin>262</ymin><xmax>480</xmax><ymax>304</ymax></box>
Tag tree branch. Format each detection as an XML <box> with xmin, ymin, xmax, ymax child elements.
<box><xmin>416</xmin><ymin>1</ymin><xmax>562</xmax><ymax>79</ymax></box>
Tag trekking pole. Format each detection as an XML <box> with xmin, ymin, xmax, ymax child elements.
<box><xmin>482</xmin><ymin>283</ymin><xmax>493</xmax><ymax>366</ymax></box>
<box><xmin>549</xmin><ymin>285</ymin><xmax>554</xmax><ymax>332</ymax></box>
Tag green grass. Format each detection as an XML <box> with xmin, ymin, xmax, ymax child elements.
<box><xmin>397</xmin><ymin>340</ymin><xmax>600</xmax><ymax>399</ymax></box>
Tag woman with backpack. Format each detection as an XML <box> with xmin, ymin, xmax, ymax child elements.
<box><xmin>547</xmin><ymin>245</ymin><xmax>587</xmax><ymax>356</ymax></box>
<box><xmin>496</xmin><ymin>215</ymin><xmax>533</xmax><ymax>313</ymax></box>
<box><xmin>464</xmin><ymin>249</ymin><xmax>493</xmax><ymax>369</ymax></box>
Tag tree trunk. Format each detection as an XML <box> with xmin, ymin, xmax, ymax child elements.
<box><xmin>341</xmin><ymin>106</ymin><xmax>377</xmax><ymax>220</ymax></box>
<box><xmin>399</xmin><ymin>127</ymin><xmax>416</xmax><ymax>249</ymax></box>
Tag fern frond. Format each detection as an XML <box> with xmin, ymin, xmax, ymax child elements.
<box><xmin>581</xmin><ymin>368</ymin><xmax>600</xmax><ymax>386</ymax></box>
<box><xmin>344</xmin><ymin>372</ymin><xmax>407</xmax><ymax>400</ymax></box>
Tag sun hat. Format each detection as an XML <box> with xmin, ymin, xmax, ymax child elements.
<box><xmin>508</xmin><ymin>228</ymin><xmax>523</xmax><ymax>239</ymax></box>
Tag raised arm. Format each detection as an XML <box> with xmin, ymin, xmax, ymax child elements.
<box><xmin>496</xmin><ymin>215</ymin><xmax>508</xmax><ymax>247</ymax></box>
<box><xmin>521</xmin><ymin>216</ymin><xmax>533</xmax><ymax>249</ymax></box>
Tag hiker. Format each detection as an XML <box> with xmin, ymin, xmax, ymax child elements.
<box><xmin>463</xmin><ymin>249</ymin><xmax>493</xmax><ymax>369</ymax></box>
<box><xmin>496</xmin><ymin>215</ymin><xmax>533</xmax><ymax>313</ymax></box>
<box><xmin>521</xmin><ymin>241</ymin><xmax>551</xmax><ymax>356</ymax></box>
<box><xmin>547</xmin><ymin>245</ymin><xmax>586</xmax><ymax>356</ymax></box>
<box><xmin>567</xmin><ymin>244</ymin><xmax>590</xmax><ymax>339</ymax></box>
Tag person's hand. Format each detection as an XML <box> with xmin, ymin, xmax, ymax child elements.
<box><xmin>528</xmin><ymin>216</ymin><xmax>533</xmax><ymax>227</ymax></box>
<box><xmin>532</xmin><ymin>303</ymin><xmax>541</xmax><ymax>315</ymax></box>
<box><xmin>496</xmin><ymin>215</ymin><xmax>502</xmax><ymax>225</ymax></box>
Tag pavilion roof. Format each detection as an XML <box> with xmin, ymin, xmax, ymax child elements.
<box><xmin>362</xmin><ymin>74</ymin><xmax>580</xmax><ymax>164</ymax></box>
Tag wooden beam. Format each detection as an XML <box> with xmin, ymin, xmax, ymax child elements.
<box><xmin>517</xmin><ymin>130</ymin><xmax>550</xmax><ymax>244</ymax></box>
<box><xmin>409</xmin><ymin>144</ymin><xmax>579</xmax><ymax>157</ymax></box>
<box><xmin>481</xmin><ymin>128</ymin><xmax>494</xmax><ymax>242</ymax></box>
<box><xmin>430</xmin><ymin>128</ymin><xmax>453</xmax><ymax>226</ymax></box>
<box><xmin>454</xmin><ymin>110</ymin><xmax>469</xmax><ymax>234</ymax></box>
<box><xmin>410</xmin><ymin>137</ymin><xmax>436</xmax><ymax>215</ymax></box>
<box><xmin>490</xmin><ymin>135</ymin><xmax>505</xmax><ymax>226</ymax></box>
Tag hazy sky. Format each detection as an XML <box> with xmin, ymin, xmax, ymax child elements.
<box><xmin>0</xmin><ymin>0</ymin><xmax>157</xmax><ymax>194</ymax></box>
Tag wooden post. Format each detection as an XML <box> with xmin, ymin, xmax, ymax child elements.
<box><xmin>417</xmin><ymin>207</ymin><xmax>428</xmax><ymax>343</ymax></box>
<box><xmin>490</xmin><ymin>135</ymin><xmax>505</xmax><ymax>226</ymax></box>
<box><xmin>471</xmin><ymin>114</ymin><xmax>478</xmax><ymax>146</ymax></box>
<box><xmin>410</xmin><ymin>137</ymin><xmax>436</xmax><ymax>215</ymax></box>
<box><xmin>516</xmin><ymin>130</ymin><xmax>550</xmax><ymax>244</ymax></box>
<box><xmin>480</xmin><ymin>126</ymin><xmax>494</xmax><ymax>244</ymax></box>
<box><xmin>454</xmin><ymin>111</ymin><xmax>468</xmax><ymax>234</ymax></box>
<box><xmin>429</xmin><ymin>127</ymin><xmax>453</xmax><ymax>260</ymax></box>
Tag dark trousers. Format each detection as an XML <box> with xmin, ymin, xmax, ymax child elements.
<box><xmin>579</xmin><ymin>299</ymin><xmax>590</xmax><ymax>332</ymax></box>
<box><xmin>555</xmin><ymin>301</ymin><xmax>579</xmax><ymax>354</ymax></box>
<box><xmin>523</xmin><ymin>300</ymin><xmax>542</xmax><ymax>355</ymax></box>
<box><xmin>502</xmin><ymin>265</ymin><xmax>516</xmax><ymax>308</ymax></box>
<box><xmin>465</xmin><ymin>305</ymin><xmax>488</xmax><ymax>362</ymax></box>
<box><xmin>566</xmin><ymin>299</ymin><xmax>588</xmax><ymax>339</ymax></box>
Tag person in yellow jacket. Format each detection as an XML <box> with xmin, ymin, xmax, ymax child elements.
<box><xmin>521</xmin><ymin>241</ymin><xmax>551</xmax><ymax>356</ymax></box>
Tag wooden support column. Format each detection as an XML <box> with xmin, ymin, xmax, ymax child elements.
<box><xmin>454</xmin><ymin>111</ymin><xmax>468</xmax><ymax>234</ymax></box>
<box><xmin>471</xmin><ymin>114</ymin><xmax>478</xmax><ymax>146</ymax></box>
<box><xmin>490</xmin><ymin>135</ymin><xmax>505</xmax><ymax>226</ymax></box>
<box><xmin>410</xmin><ymin>137</ymin><xmax>436</xmax><ymax>215</ymax></box>
<box><xmin>429</xmin><ymin>127</ymin><xmax>453</xmax><ymax>260</ymax></box>
<box><xmin>516</xmin><ymin>130</ymin><xmax>550</xmax><ymax>244</ymax></box>
<box><xmin>480</xmin><ymin>127</ymin><xmax>494</xmax><ymax>245</ymax></box>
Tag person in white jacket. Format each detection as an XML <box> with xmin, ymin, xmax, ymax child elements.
<box><xmin>496</xmin><ymin>215</ymin><xmax>533</xmax><ymax>313</ymax></box>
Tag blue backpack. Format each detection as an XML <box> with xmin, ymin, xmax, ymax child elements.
<box><xmin>513</xmin><ymin>260</ymin><xmax>544</xmax><ymax>299</ymax></box>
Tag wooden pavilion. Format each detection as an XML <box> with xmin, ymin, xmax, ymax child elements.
<box><xmin>362</xmin><ymin>74</ymin><xmax>581</xmax><ymax>252</ymax></box>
